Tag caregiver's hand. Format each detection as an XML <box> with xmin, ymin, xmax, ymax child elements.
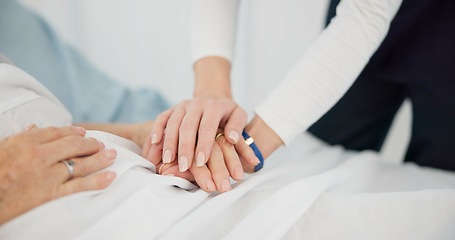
<box><xmin>150</xmin><ymin>98</ymin><xmax>246</xmax><ymax>172</ymax></box>
<box><xmin>146</xmin><ymin>57</ymin><xmax>249</xmax><ymax>173</ymax></box>
<box><xmin>0</xmin><ymin>126</ymin><xmax>117</xmax><ymax>224</ymax></box>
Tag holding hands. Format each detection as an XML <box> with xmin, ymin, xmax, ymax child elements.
<box><xmin>143</xmin><ymin>57</ymin><xmax>261</xmax><ymax>193</ymax></box>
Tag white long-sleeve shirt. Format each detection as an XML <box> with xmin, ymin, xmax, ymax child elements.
<box><xmin>190</xmin><ymin>0</ymin><xmax>403</xmax><ymax>145</ymax></box>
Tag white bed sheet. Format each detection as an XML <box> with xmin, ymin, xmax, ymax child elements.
<box><xmin>1</xmin><ymin>131</ymin><xmax>454</xmax><ymax>240</ymax></box>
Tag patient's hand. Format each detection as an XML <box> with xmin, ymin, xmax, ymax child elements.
<box><xmin>143</xmin><ymin>132</ymin><xmax>258</xmax><ymax>193</ymax></box>
<box><xmin>0</xmin><ymin>126</ymin><xmax>117</xmax><ymax>224</ymax></box>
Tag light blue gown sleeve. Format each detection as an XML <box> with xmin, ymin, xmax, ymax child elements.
<box><xmin>0</xmin><ymin>0</ymin><xmax>169</xmax><ymax>123</ymax></box>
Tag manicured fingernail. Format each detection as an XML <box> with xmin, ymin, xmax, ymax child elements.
<box><xmin>206</xmin><ymin>179</ymin><xmax>216</xmax><ymax>192</ymax></box>
<box><xmin>221</xmin><ymin>179</ymin><xmax>232</xmax><ymax>192</ymax></box>
<box><xmin>196</xmin><ymin>152</ymin><xmax>205</xmax><ymax>167</ymax></box>
<box><xmin>229</xmin><ymin>131</ymin><xmax>239</xmax><ymax>143</ymax></box>
<box><xmin>106</xmin><ymin>172</ymin><xmax>116</xmax><ymax>181</ymax></box>
<box><xmin>163</xmin><ymin>150</ymin><xmax>172</xmax><ymax>163</ymax></box>
<box><xmin>234</xmin><ymin>166</ymin><xmax>244</xmax><ymax>180</ymax></box>
<box><xmin>104</xmin><ymin>149</ymin><xmax>117</xmax><ymax>158</ymax></box>
<box><xmin>75</xmin><ymin>127</ymin><xmax>86</xmax><ymax>135</ymax></box>
<box><xmin>179</xmin><ymin>156</ymin><xmax>189</xmax><ymax>172</ymax></box>
<box><xmin>151</xmin><ymin>133</ymin><xmax>158</xmax><ymax>144</ymax></box>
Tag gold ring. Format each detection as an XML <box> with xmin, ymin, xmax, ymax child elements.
<box><xmin>215</xmin><ymin>132</ymin><xmax>224</xmax><ymax>140</ymax></box>
<box><xmin>158</xmin><ymin>163</ymin><xmax>167</xmax><ymax>175</ymax></box>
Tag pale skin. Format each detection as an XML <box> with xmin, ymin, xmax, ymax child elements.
<box><xmin>0</xmin><ymin>121</ymin><xmax>154</xmax><ymax>224</ymax></box>
<box><xmin>0</xmin><ymin>126</ymin><xmax>116</xmax><ymax>224</ymax></box>
<box><xmin>144</xmin><ymin>57</ymin><xmax>283</xmax><ymax>192</ymax></box>
<box><xmin>145</xmin><ymin>114</ymin><xmax>284</xmax><ymax>193</ymax></box>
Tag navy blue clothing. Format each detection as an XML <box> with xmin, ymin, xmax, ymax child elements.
<box><xmin>308</xmin><ymin>0</ymin><xmax>455</xmax><ymax>170</ymax></box>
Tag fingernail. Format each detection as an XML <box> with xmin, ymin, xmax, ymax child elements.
<box><xmin>196</xmin><ymin>152</ymin><xmax>205</xmax><ymax>167</ymax></box>
<box><xmin>24</xmin><ymin>124</ymin><xmax>36</xmax><ymax>132</ymax></box>
<box><xmin>179</xmin><ymin>156</ymin><xmax>189</xmax><ymax>172</ymax></box>
<box><xmin>221</xmin><ymin>179</ymin><xmax>232</xmax><ymax>192</ymax></box>
<box><xmin>98</xmin><ymin>141</ymin><xmax>105</xmax><ymax>149</ymax></box>
<box><xmin>105</xmin><ymin>172</ymin><xmax>116</xmax><ymax>181</ymax></box>
<box><xmin>252</xmin><ymin>156</ymin><xmax>260</xmax><ymax>165</ymax></box>
<box><xmin>229</xmin><ymin>131</ymin><xmax>239</xmax><ymax>143</ymax></box>
<box><xmin>104</xmin><ymin>149</ymin><xmax>117</xmax><ymax>158</ymax></box>
<box><xmin>234</xmin><ymin>166</ymin><xmax>244</xmax><ymax>180</ymax></box>
<box><xmin>75</xmin><ymin>127</ymin><xmax>86</xmax><ymax>135</ymax></box>
<box><xmin>163</xmin><ymin>150</ymin><xmax>172</xmax><ymax>163</ymax></box>
<box><xmin>151</xmin><ymin>133</ymin><xmax>158</xmax><ymax>144</ymax></box>
<box><xmin>206</xmin><ymin>179</ymin><xmax>216</xmax><ymax>192</ymax></box>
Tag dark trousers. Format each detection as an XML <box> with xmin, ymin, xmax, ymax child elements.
<box><xmin>308</xmin><ymin>0</ymin><xmax>455</xmax><ymax>171</ymax></box>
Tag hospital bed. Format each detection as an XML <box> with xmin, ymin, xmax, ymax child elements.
<box><xmin>0</xmin><ymin>130</ymin><xmax>454</xmax><ymax>240</ymax></box>
<box><xmin>0</xmin><ymin>63</ymin><xmax>454</xmax><ymax>240</ymax></box>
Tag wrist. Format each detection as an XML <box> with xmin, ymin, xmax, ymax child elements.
<box><xmin>244</xmin><ymin>115</ymin><xmax>283</xmax><ymax>159</ymax></box>
<box><xmin>193</xmin><ymin>56</ymin><xmax>232</xmax><ymax>98</ymax></box>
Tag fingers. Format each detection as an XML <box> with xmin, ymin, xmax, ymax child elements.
<box><xmin>162</xmin><ymin>107</ymin><xmax>186</xmax><ymax>164</ymax></box>
<box><xmin>24</xmin><ymin>124</ymin><xmax>37</xmax><ymax>132</ymax></box>
<box><xmin>151</xmin><ymin>109</ymin><xmax>173</xmax><ymax>145</ymax></box>
<box><xmin>235</xmin><ymin>137</ymin><xmax>260</xmax><ymax>173</ymax></box>
<box><xmin>216</xmin><ymin>136</ymin><xmax>244</xmax><ymax>181</ymax></box>
<box><xmin>177</xmin><ymin>104</ymin><xmax>202</xmax><ymax>172</ymax></box>
<box><xmin>188</xmin><ymin>163</ymin><xmax>217</xmax><ymax>192</ymax></box>
<box><xmin>194</xmin><ymin>111</ymin><xmax>221</xmax><ymax>167</ymax></box>
<box><xmin>58</xmin><ymin>171</ymin><xmax>117</xmax><ymax>197</ymax></box>
<box><xmin>223</xmin><ymin>106</ymin><xmax>247</xmax><ymax>145</ymax></box>
<box><xmin>41</xmin><ymin>136</ymin><xmax>102</xmax><ymax>164</ymax></box>
<box><xmin>70</xmin><ymin>149</ymin><xmax>117</xmax><ymax>178</ymax></box>
<box><xmin>145</xmin><ymin>141</ymin><xmax>164</xmax><ymax>167</ymax></box>
<box><xmin>29</xmin><ymin>126</ymin><xmax>86</xmax><ymax>143</ymax></box>
<box><xmin>206</xmin><ymin>143</ymin><xmax>232</xmax><ymax>193</ymax></box>
<box><xmin>160</xmin><ymin>162</ymin><xmax>195</xmax><ymax>181</ymax></box>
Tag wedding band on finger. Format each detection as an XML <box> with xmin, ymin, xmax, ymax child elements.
<box><xmin>215</xmin><ymin>132</ymin><xmax>224</xmax><ymax>141</ymax></box>
<box><xmin>62</xmin><ymin>159</ymin><xmax>75</xmax><ymax>179</ymax></box>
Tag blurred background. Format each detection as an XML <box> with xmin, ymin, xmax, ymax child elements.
<box><xmin>19</xmin><ymin>0</ymin><xmax>411</xmax><ymax>163</ymax></box>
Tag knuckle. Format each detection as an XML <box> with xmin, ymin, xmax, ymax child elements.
<box><xmin>198</xmin><ymin>124</ymin><xmax>215</xmax><ymax>134</ymax></box>
<box><xmin>85</xmin><ymin>137</ymin><xmax>99</xmax><ymax>149</ymax></box>
<box><xmin>179</xmin><ymin>121</ymin><xmax>193</xmax><ymax>131</ymax></box>
<box><xmin>46</xmin><ymin>126</ymin><xmax>62</xmax><ymax>138</ymax></box>
<box><xmin>70</xmin><ymin>136</ymin><xmax>86</xmax><ymax>151</ymax></box>
<box><xmin>76</xmin><ymin>160</ymin><xmax>88</xmax><ymax>175</ymax></box>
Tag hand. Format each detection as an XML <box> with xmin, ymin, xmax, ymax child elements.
<box><xmin>146</xmin><ymin>133</ymin><xmax>259</xmax><ymax>193</ymax></box>
<box><xmin>0</xmin><ymin>126</ymin><xmax>117</xmax><ymax>224</ymax></box>
<box><xmin>146</xmin><ymin>97</ymin><xmax>247</xmax><ymax>173</ymax></box>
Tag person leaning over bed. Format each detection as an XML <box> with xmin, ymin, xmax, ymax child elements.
<box><xmin>144</xmin><ymin>0</ymin><xmax>455</xmax><ymax>191</ymax></box>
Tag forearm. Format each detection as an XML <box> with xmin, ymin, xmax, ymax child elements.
<box><xmin>75</xmin><ymin>123</ymin><xmax>136</xmax><ymax>141</ymax></box>
<box><xmin>255</xmin><ymin>0</ymin><xmax>403</xmax><ymax>145</ymax></box>
<box><xmin>193</xmin><ymin>56</ymin><xmax>232</xmax><ymax>98</ymax></box>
